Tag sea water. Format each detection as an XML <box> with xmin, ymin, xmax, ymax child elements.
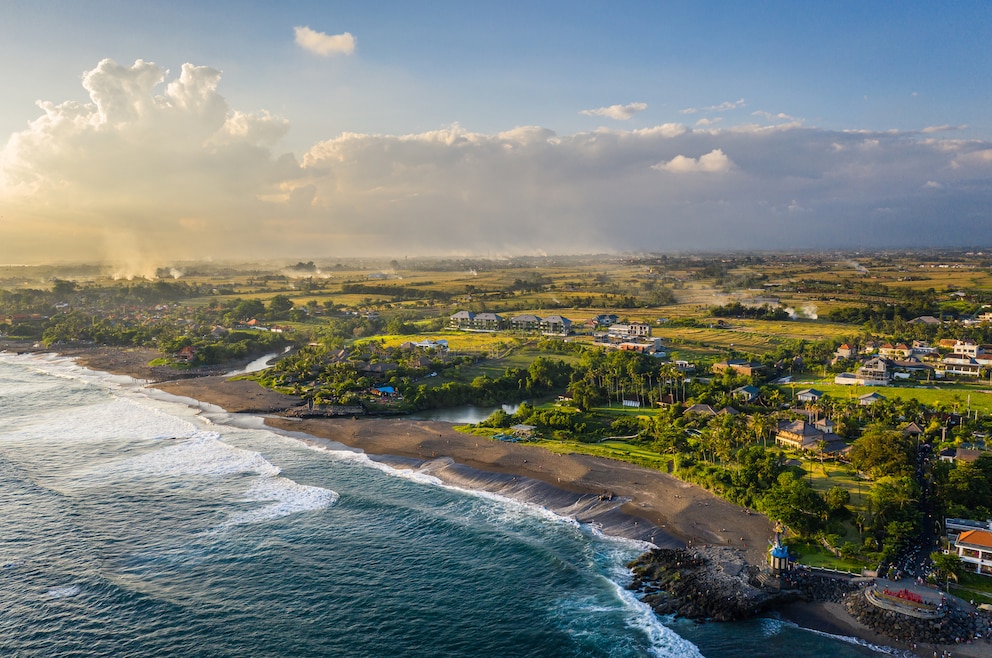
<box><xmin>0</xmin><ymin>354</ymin><xmax>897</xmax><ymax>657</ymax></box>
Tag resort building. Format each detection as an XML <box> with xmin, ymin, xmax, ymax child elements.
<box><xmin>540</xmin><ymin>315</ymin><xmax>572</xmax><ymax>335</ymax></box>
<box><xmin>508</xmin><ymin>314</ymin><xmax>541</xmax><ymax>332</ymax></box>
<box><xmin>609</xmin><ymin>323</ymin><xmax>651</xmax><ymax>338</ymax></box>
<box><xmin>954</xmin><ymin>529</ymin><xmax>992</xmax><ymax>576</ymax></box>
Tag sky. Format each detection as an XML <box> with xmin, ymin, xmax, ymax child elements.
<box><xmin>1</xmin><ymin>1</ymin><xmax>990</xmax><ymax>270</ymax></box>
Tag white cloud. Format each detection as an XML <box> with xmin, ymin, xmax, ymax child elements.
<box><xmin>695</xmin><ymin>117</ymin><xmax>722</xmax><ymax>126</ymax></box>
<box><xmin>652</xmin><ymin>149</ymin><xmax>735</xmax><ymax>173</ymax></box>
<box><xmin>3</xmin><ymin>59</ymin><xmax>992</xmax><ymax>262</ymax></box>
<box><xmin>921</xmin><ymin>124</ymin><xmax>963</xmax><ymax>134</ymax></box>
<box><xmin>579</xmin><ymin>102</ymin><xmax>648</xmax><ymax>120</ymax></box>
<box><xmin>752</xmin><ymin>110</ymin><xmax>800</xmax><ymax>123</ymax></box>
<box><xmin>681</xmin><ymin>98</ymin><xmax>745</xmax><ymax>115</ymax></box>
<box><xmin>0</xmin><ymin>58</ymin><xmax>297</xmax><ymax>266</ymax></box>
<box><xmin>294</xmin><ymin>26</ymin><xmax>356</xmax><ymax>56</ymax></box>
<box><xmin>923</xmin><ymin>180</ymin><xmax>944</xmax><ymax>189</ymax></box>
<box><xmin>951</xmin><ymin>149</ymin><xmax>992</xmax><ymax>169</ymax></box>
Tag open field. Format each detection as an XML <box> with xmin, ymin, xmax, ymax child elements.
<box><xmin>784</xmin><ymin>378</ymin><xmax>992</xmax><ymax>414</ymax></box>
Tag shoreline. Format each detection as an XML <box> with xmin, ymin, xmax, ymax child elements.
<box><xmin>6</xmin><ymin>344</ymin><xmax>956</xmax><ymax>656</ymax></box>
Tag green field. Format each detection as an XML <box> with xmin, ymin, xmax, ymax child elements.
<box><xmin>784</xmin><ymin>378</ymin><xmax>992</xmax><ymax>414</ymax></box>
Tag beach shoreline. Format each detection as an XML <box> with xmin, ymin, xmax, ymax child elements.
<box><xmin>13</xmin><ymin>344</ymin><xmax>972</xmax><ymax>656</ymax></box>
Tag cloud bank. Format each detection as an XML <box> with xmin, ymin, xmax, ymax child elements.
<box><xmin>2</xmin><ymin>59</ymin><xmax>992</xmax><ymax>267</ymax></box>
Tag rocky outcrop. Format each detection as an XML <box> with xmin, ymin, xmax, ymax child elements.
<box><xmin>627</xmin><ymin>547</ymin><xmax>793</xmax><ymax>621</ymax></box>
<box><xmin>844</xmin><ymin>589</ymin><xmax>991</xmax><ymax>646</ymax></box>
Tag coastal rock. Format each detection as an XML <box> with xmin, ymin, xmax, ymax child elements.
<box><xmin>843</xmin><ymin>589</ymin><xmax>992</xmax><ymax>646</ymax></box>
<box><xmin>627</xmin><ymin>547</ymin><xmax>794</xmax><ymax>622</ymax></box>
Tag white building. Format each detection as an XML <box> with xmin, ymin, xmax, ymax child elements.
<box><xmin>609</xmin><ymin>323</ymin><xmax>651</xmax><ymax>338</ymax></box>
<box><xmin>955</xmin><ymin>529</ymin><xmax>992</xmax><ymax>576</ymax></box>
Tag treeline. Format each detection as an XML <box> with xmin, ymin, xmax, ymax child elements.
<box><xmin>340</xmin><ymin>283</ymin><xmax>452</xmax><ymax>301</ymax></box>
<box><xmin>710</xmin><ymin>302</ymin><xmax>790</xmax><ymax>321</ymax></box>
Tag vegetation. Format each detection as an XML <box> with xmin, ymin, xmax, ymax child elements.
<box><xmin>5</xmin><ymin>251</ymin><xmax>992</xmax><ymax>575</ymax></box>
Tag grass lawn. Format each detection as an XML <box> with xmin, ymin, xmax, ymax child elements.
<box><xmin>949</xmin><ymin>572</ymin><xmax>992</xmax><ymax>606</ymax></box>
<box><xmin>788</xmin><ymin>541</ymin><xmax>869</xmax><ymax>573</ymax></box>
<box><xmin>782</xmin><ymin>378</ymin><xmax>992</xmax><ymax>414</ymax></box>
<box><xmin>802</xmin><ymin>459</ymin><xmax>870</xmax><ymax>513</ymax></box>
<box><xmin>527</xmin><ymin>437</ymin><xmax>673</xmax><ymax>471</ymax></box>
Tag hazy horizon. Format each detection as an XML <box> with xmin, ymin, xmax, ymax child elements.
<box><xmin>2</xmin><ymin>2</ymin><xmax>990</xmax><ymax>268</ymax></box>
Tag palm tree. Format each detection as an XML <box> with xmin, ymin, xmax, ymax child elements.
<box><xmin>748</xmin><ymin>413</ymin><xmax>775</xmax><ymax>448</ymax></box>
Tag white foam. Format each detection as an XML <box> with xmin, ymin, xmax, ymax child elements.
<box><xmin>2</xmin><ymin>396</ymin><xmax>199</xmax><ymax>444</ymax></box>
<box><xmin>45</xmin><ymin>584</ymin><xmax>81</xmax><ymax>599</ymax></box>
<box><xmin>608</xmin><ymin>579</ymin><xmax>705</xmax><ymax>658</ymax></box>
<box><xmin>214</xmin><ymin>477</ymin><xmax>338</xmax><ymax>530</ymax></box>
<box><xmin>781</xmin><ymin>618</ymin><xmax>909</xmax><ymax>656</ymax></box>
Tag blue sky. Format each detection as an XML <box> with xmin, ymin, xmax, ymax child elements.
<box><xmin>1</xmin><ymin>1</ymin><xmax>990</xmax><ymax>266</ymax></box>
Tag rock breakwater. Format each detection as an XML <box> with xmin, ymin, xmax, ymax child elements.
<box><xmin>844</xmin><ymin>588</ymin><xmax>992</xmax><ymax>647</ymax></box>
<box><xmin>626</xmin><ymin>546</ymin><xmax>861</xmax><ymax>622</ymax></box>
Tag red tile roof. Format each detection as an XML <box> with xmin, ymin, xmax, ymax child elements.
<box><xmin>958</xmin><ymin>529</ymin><xmax>992</xmax><ymax>549</ymax></box>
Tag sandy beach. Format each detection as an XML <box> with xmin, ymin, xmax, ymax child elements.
<box><xmin>23</xmin><ymin>345</ymin><xmax>988</xmax><ymax>656</ymax></box>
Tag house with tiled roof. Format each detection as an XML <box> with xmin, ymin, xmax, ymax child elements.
<box><xmin>955</xmin><ymin>529</ymin><xmax>992</xmax><ymax>576</ymax></box>
<box><xmin>834</xmin><ymin>343</ymin><xmax>856</xmax><ymax>359</ymax></box>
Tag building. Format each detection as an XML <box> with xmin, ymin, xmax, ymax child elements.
<box><xmin>509</xmin><ymin>314</ymin><xmax>541</xmax><ymax>332</ymax></box>
<box><xmin>775</xmin><ymin>420</ymin><xmax>824</xmax><ymax>450</ymax></box>
<box><xmin>540</xmin><ymin>314</ymin><xmax>572</xmax><ymax>335</ymax></box>
<box><xmin>609</xmin><ymin>323</ymin><xmax>651</xmax><ymax>338</ymax></box>
<box><xmin>712</xmin><ymin>359</ymin><xmax>764</xmax><ymax>377</ymax></box>
<box><xmin>796</xmin><ymin>388</ymin><xmax>824</xmax><ymax>403</ymax></box>
<box><xmin>858</xmin><ymin>392</ymin><xmax>886</xmax><ymax>406</ymax></box>
<box><xmin>953</xmin><ymin>340</ymin><xmax>980</xmax><ymax>358</ymax></box>
<box><xmin>856</xmin><ymin>357</ymin><xmax>891</xmax><ymax>386</ymax></box>
<box><xmin>590</xmin><ymin>313</ymin><xmax>620</xmax><ymax>327</ymax></box>
<box><xmin>473</xmin><ymin>312</ymin><xmax>504</xmax><ymax>331</ymax></box>
<box><xmin>835</xmin><ymin>343</ymin><xmax>857</xmax><ymax>359</ymax></box>
<box><xmin>449</xmin><ymin>310</ymin><xmax>475</xmax><ymax>329</ymax></box>
<box><xmin>733</xmin><ymin>385</ymin><xmax>760</xmax><ymax>403</ymax></box>
<box><xmin>955</xmin><ymin>529</ymin><xmax>992</xmax><ymax>576</ymax></box>
<box><xmin>939</xmin><ymin>356</ymin><xmax>982</xmax><ymax>377</ymax></box>
<box><xmin>776</xmin><ymin>419</ymin><xmax>847</xmax><ymax>454</ymax></box>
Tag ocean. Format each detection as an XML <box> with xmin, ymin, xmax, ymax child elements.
<box><xmin>0</xmin><ymin>354</ymin><xmax>900</xmax><ymax>657</ymax></box>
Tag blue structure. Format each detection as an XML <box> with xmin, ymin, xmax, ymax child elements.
<box><xmin>768</xmin><ymin>521</ymin><xmax>791</xmax><ymax>575</ymax></box>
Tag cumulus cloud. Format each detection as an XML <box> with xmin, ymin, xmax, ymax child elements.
<box><xmin>652</xmin><ymin>149</ymin><xmax>735</xmax><ymax>173</ymax></box>
<box><xmin>0</xmin><ymin>58</ymin><xmax>297</xmax><ymax>268</ymax></box>
<box><xmin>3</xmin><ymin>59</ymin><xmax>992</xmax><ymax>263</ymax></box>
<box><xmin>579</xmin><ymin>102</ymin><xmax>648</xmax><ymax>120</ymax></box>
<box><xmin>294</xmin><ymin>26</ymin><xmax>356</xmax><ymax>56</ymax></box>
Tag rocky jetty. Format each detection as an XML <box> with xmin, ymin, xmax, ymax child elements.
<box><xmin>844</xmin><ymin>588</ymin><xmax>992</xmax><ymax>646</ymax></box>
<box><xmin>627</xmin><ymin>546</ymin><xmax>860</xmax><ymax>622</ymax></box>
